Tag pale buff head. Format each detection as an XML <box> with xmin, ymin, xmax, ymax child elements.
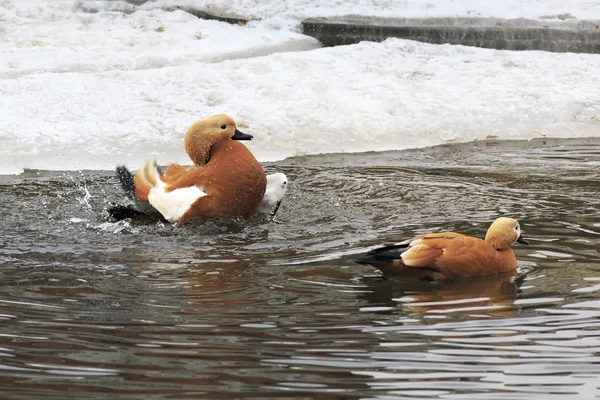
<box><xmin>184</xmin><ymin>114</ymin><xmax>252</xmax><ymax>166</ymax></box>
<box><xmin>485</xmin><ymin>217</ymin><xmax>528</xmax><ymax>250</ymax></box>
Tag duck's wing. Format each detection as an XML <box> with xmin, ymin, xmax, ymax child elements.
<box><xmin>110</xmin><ymin>163</ymin><xmax>193</xmax><ymax>223</ymax></box>
<box><xmin>401</xmin><ymin>232</ymin><xmax>464</xmax><ymax>268</ymax></box>
<box><xmin>404</xmin><ymin>233</ymin><xmax>507</xmax><ymax>278</ymax></box>
<box><xmin>356</xmin><ymin>232</ymin><xmax>466</xmax><ymax>278</ymax></box>
<box><xmin>356</xmin><ymin>242</ymin><xmax>412</xmax><ymax>266</ymax></box>
<box><xmin>132</xmin><ymin>159</ymin><xmax>207</xmax><ymax>224</ymax></box>
<box><xmin>161</xmin><ymin>163</ymin><xmax>189</xmax><ymax>184</ymax></box>
<box><xmin>356</xmin><ymin>240</ymin><xmax>440</xmax><ymax>279</ymax></box>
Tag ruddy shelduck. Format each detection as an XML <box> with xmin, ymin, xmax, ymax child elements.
<box><xmin>120</xmin><ymin>114</ymin><xmax>272</xmax><ymax>226</ymax></box>
<box><xmin>357</xmin><ymin>217</ymin><xmax>529</xmax><ymax>280</ymax></box>
<box><xmin>112</xmin><ymin>166</ymin><xmax>288</xmax><ymax>223</ymax></box>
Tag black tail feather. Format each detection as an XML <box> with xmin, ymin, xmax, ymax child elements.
<box><xmin>107</xmin><ymin>204</ymin><xmax>167</xmax><ymax>223</ymax></box>
<box><xmin>356</xmin><ymin>243</ymin><xmax>409</xmax><ymax>266</ymax></box>
<box><xmin>107</xmin><ymin>204</ymin><xmax>147</xmax><ymax>221</ymax></box>
<box><xmin>116</xmin><ymin>165</ymin><xmax>136</xmax><ymax>200</ymax></box>
<box><xmin>110</xmin><ymin>166</ymin><xmax>166</xmax><ymax>223</ymax></box>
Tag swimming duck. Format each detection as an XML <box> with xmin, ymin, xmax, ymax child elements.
<box><xmin>356</xmin><ymin>217</ymin><xmax>528</xmax><ymax>280</ymax></box>
<box><xmin>111</xmin><ymin>114</ymin><xmax>283</xmax><ymax>226</ymax></box>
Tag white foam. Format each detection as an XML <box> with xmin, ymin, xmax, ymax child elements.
<box><xmin>1</xmin><ymin>0</ymin><xmax>600</xmax><ymax>174</ymax></box>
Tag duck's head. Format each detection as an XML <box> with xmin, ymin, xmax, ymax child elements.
<box><xmin>485</xmin><ymin>217</ymin><xmax>529</xmax><ymax>250</ymax></box>
<box><xmin>184</xmin><ymin>114</ymin><xmax>253</xmax><ymax>166</ymax></box>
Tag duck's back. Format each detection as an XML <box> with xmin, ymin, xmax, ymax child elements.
<box><xmin>178</xmin><ymin>140</ymin><xmax>267</xmax><ymax>223</ymax></box>
<box><xmin>431</xmin><ymin>235</ymin><xmax>518</xmax><ymax>278</ymax></box>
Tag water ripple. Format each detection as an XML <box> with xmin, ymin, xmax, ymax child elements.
<box><xmin>0</xmin><ymin>139</ymin><xmax>599</xmax><ymax>398</ymax></box>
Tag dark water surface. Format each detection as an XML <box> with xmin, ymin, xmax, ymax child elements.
<box><xmin>1</xmin><ymin>138</ymin><xmax>600</xmax><ymax>399</ymax></box>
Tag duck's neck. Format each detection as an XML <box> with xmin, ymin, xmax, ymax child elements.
<box><xmin>185</xmin><ymin>136</ymin><xmax>214</xmax><ymax>166</ymax></box>
<box><xmin>486</xmin><ymin>237</ymin><xmax>510</xmax><ymax>251</ymax></box>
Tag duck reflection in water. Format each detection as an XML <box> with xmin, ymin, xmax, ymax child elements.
<box><xmin>358</xmin><ymin>271</ymin><xmax>526</xmax><ymax>318</ymax></box>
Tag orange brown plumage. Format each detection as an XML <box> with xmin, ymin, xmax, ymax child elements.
<box><xmin>131</xmin><ymin>114</ymin><xmax>267</xmax><ymax>226</ymax></box>
<box><xmin>357</xmin><ymin>217</ymin><xmax>528</xmax><ymax>280</ymax></box>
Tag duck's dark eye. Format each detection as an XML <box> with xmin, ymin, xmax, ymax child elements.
<box><xmin>221</xmin><ymin>124</ymin><xmax>226</xmax><ymax>129</ymax></box>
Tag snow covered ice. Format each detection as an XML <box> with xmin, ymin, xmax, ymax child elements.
<box><xmin>1</xmin><ymin>0</ymin><xmax>600</xmax><ymax>174</ymax></box>
<box><xmin>88</xmin><ymin>0</ymin><xmax>600</xmax><ymax>22</ymax></box>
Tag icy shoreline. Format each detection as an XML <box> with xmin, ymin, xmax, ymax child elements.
<box><xmin>0</xmin><ymin>1</ymin><xmax>599</xmax><ymax>174</ymax></box>
<box><xmin>82</xmin><ymin>0</ymin><xmax>600</xmax><ymax>22</ymax></box>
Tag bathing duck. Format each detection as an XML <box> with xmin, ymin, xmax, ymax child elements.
<box><xmin>113</xmin><ymin>114</ymin><xmax>269</xmax><ymax>226</ymax></box>
<box><xmin>112</xmin><ymin>167</ymin><xmax>288</xmax><ymax>222</ymax></box>
<box><xmin>356</xmin><ymin>217</ymin><xmax>528</xmax><ymax>280</ymax></box>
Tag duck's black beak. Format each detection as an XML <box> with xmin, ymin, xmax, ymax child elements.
<box><xmin>232</xmin><ymin>128</ymin><xmax>253</xmax><ymax>140</ymax></box>
<box><xmin>517</xmin><ymin>235</ymin><xmax>529</xmax><ymax>245</ymax></box>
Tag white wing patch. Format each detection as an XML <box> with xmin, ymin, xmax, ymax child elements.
<box><xmin>400</xmin><ymin>243</ymin><xmax>430</xmax><ymax>266</ymax></box>
<box><xmin>148</xmin><ymin>179</ymin><xmax>206</xmax><ymax>223</ymax></box>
